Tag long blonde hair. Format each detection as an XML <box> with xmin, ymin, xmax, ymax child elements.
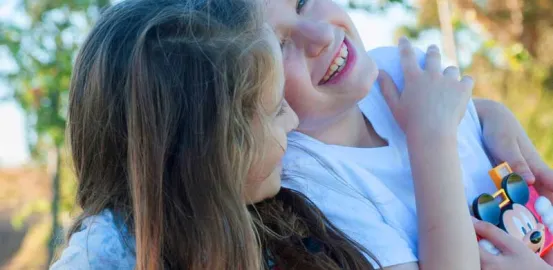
<box><xmin>68</xmin><ymin>0</ymin><xmax>272</xmax><ymax>268</ymax></box>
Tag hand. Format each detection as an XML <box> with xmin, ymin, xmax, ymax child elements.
<box><xmin>475</xmin><ymin>99</ymin><xmax>553</xmax><ymax>200</ymax></box>
<box><xmin>473</xmin><ymin>218</ymin><xmax>552</xmax><ymax>270</ymax></box>
<box><xmin>379</xmin><ymin>38</ymin><xmax>474</xmax><ymax>138</ymax></box>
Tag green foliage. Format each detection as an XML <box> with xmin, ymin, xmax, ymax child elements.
<box><xmin>0</xmin><ymin>0</ymin><xmax>109</xmax><ymax>263</ymax></box>
<box><xmin>405</xmin><ymin>0</ymin><xmax>553</xmax><ymax>166</ymax></box>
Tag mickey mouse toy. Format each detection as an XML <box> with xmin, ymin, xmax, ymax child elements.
<box><xmin>473</xmin><ymin>162</ymin><xmax>553</xmax><ymax>256</ymax></box>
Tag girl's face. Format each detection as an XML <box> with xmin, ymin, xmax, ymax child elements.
<box><xmin>265</xmin><ymin>0</ymin><xmax>378</xmax><ymax>132</ymax></box>
<box><xmin>245</xmin><ymin>26</ymin><xmax>299</xmax><ymax>203</ymax></box>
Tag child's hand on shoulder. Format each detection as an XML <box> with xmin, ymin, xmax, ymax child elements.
<box><xmin>378</xmin><ymin>37</ymin><xmax>473</xmax><ymax>139</ymax></box>
<box><xmin>474</xmin><ymin>217</ymin><xmax>553</xmax><ymax>270</ymax></box>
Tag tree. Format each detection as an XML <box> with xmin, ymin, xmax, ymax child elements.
<box><xmin>0</xmin><ymin>0</ymin><xmax>110</xmax><ymax>264</ymax></box>
<box><xmin>398</xmin><ymin>0</ymin><xmax>553</xmax><ymax>164</ymax></box>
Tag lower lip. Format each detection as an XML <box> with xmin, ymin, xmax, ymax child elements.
<box><xmin>324</xmin><ymin>38</ymin><xmax>356</xmax><ymax>85</ymax></box>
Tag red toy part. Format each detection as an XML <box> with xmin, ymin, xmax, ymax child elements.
<box><xmin>527</xmin><ymin>185</ymin><xmax>553</xmax><ymax>256</ymax></box>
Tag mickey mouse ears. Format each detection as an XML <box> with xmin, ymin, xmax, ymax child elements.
<box><xmin>502</xmin><ymin>173</ymin><xmax>529</xmax><ymax>205</ymax></box>
<box><xmin>472</xmin><ymin>172</ymin><xmax>529</xmax><ymax>225</ymax></box>
<box><xmin>473</xmin><ymin>193</ymin><xmax>501</xmax><ymax>225</ymax></box>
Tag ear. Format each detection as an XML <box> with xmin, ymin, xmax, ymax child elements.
<box><xmin>473</xmin><ymin>194</ymin><xmax>501</xmax><ymax>225</ymax></box>
<box><xmin>502</xmin><ymin>173</ymin><xmax>530</xmax><ymax>205</ymax></box>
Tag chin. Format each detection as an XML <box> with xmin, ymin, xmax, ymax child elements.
<box><xmin>246</xmin><ymin>169</ymin><xmax>282</xmax><ymax>204</ymax></box>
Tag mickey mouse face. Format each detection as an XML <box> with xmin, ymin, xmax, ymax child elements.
<box><xmin>472</xmin><ymin>172</ymin><xmax>546</xmax><ymax>254</ymax></box>
<box><xmin>503</xmin><ymin>204</ymin><xmax>545</xmax><ymax>253</ymax></box>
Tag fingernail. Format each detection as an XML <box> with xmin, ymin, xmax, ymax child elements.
<box><xmin>399</xmin><ymin>36</ymin><xmax>408</xmax><ymax>47</ymax></box>
<box><xmin>471</xmin><ymin>216</ymin><xmax>480</xmax><ymax>224</ymax></box>
<box><xmin>521</xmin><ymin>172</ymin><xmax>535</xmax><ymax>182</ymax></box>
<box><xmin>427</xmin><ymin>45</ymin><xmax>439</xmax><ymax>52</ymax></box>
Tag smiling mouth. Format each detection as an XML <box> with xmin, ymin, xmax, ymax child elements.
<box><xmin>320</xmin><ymin>40</ymin><xmax>349</xmax><ymax>84</ymax></box>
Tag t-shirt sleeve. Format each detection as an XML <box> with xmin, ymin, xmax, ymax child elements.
<box><xmin>283</xmin><ymin>161</ymin><xmax>418</xmax><ymax>268</ymax></box>
<box><xmin>50</xmin><ymin>216</ymin><xmax>135</xmax><ymax>270</ymax></box>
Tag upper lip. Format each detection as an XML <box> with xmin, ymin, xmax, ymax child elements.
<box><xmin>317</xmin><ymin>33</ymin><xmax>346</xmax><ymax>85</ymax></box>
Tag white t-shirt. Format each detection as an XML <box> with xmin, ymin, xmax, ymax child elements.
<box><xmin>281</xmin><ymin>46</ymin><xmax>498</xmax><ymax>268</ymax></box>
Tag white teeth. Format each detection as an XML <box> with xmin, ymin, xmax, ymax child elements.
<box><xmin>321</xmin><ymin>42</ymin><xmax>349</xmax><ymax>83</ymax></box>
<box><xmin>340</xmin><ymin>46</ymin><xmax>348</xmax><ymax>57</ymax></box>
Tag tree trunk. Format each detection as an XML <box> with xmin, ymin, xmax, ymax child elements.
<box><xmin>437</xmin><ymin>0</ymin><xmax>459</xmax><ymax>66</ymax></box>
<box><xmin>47</xmin><ymin>147</ymin><xmax>61</xmax><ymax>265</ymax></box>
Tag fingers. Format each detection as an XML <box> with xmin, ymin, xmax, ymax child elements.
<box><xmin>443</xmin><ymin>66</ymin><xmax>460</xmax><ymax>79</ymax></box>
<box><xmin>399</xmin><ymin>37</ymin><xmax>421</xmax><ymax>78</ymax></box>
<box><xmin>519</xmin><ymin>132</ymin><xmax>553</xmax><ymax>186</ymax></box>
<box><xmin>425</xmin><ymin>45</ymin><xmax>442</xmax><ymax>73</ymax></box>
<box><xmin>473</xmin><ymin>218</ymin><xmax>521</xmax><ymax>254</ymax></box>
<box><xmin>479</xmin><ymin>239</ymin><xmax>501</xmax><ymax>266</ymax></box>
<box><xmin>510</xmin><ymin>155</ymin><xmax>535</xmax><ymax>185</ymax></box>
<box><xmin>378</xmin><ymin>70</ymin><xmax>400</xmax><ymax>112</ymax></box>
<box><xmin>460</xmin><ymin>75</ymin><xmax>474</xmax><ymax>92</ymax></box>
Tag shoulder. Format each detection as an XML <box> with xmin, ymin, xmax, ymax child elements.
<box><xmin>50</xmin><ymin>210</ymin><xmax>135</xmax><ymax>270</ymax></box>
<box><xmin>367</xmin><ymin>46</ymin><xmax>426</xmax><ymax>89</ymax></box>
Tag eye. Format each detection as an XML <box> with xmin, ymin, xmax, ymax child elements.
<box><xmin>521</xmin><ymin>212</ymin><xmax>535</xmax><ymax>230</ymax></box>
<box><xmin>513</xmin><ymin>216</ymin><xmax>527</xmax><ymax>235</ymax></box>
<box><xmin>276</xmin><ymin>103</ymin><xmax>287</xmax><ymax>117</ymax></box>
<box><xmin>296</xmin><ymin>0</ymin><xmax>308</xmax><ymax>14</ymax></box>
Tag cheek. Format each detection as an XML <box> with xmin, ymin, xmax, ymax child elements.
<box><xmin>244</xmin><ymin>130</ymin><xmax>286</xmax><ymax>202</ymax></box>
<box><xmin>503</xmin><ymin>213</ymin><xmax>525</xmax><ymax>239</ymax></box>
<box><xmin>283</xmin><ymin>59</ymin><xmax>318</xmax><ymax>117</ymax></box>
<box><xmin>248</xmin><ymin>129</ymin><xmax>287</xmax><ymax>183</ymax></box>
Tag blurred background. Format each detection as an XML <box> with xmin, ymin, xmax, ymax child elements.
<box><xmin>0</xmin><ymin>0</ymin><xmax>552</xmax><ymax>269</ymax></box>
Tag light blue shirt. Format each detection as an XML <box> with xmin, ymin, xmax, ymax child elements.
<box><xmin>50</xmin><ymin>210</ymin><xmax>136</xmax><ymax>270</ymax></box>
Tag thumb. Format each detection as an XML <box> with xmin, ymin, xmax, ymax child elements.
<box><xmin>473</xmin><ymin>218</ymin><xmax>521</xmax><ymax>254</ymax></box>
<box><xmin>378</xmin><ymin>70</ymin><xmax>400</xmax><ymax>112</ymax></box>
<box><xmin>520</xmin><ymin>135</ymin><xmax>553</xmax><ymax>190</ymax></box>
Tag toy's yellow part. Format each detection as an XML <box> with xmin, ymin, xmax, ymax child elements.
<box><xmin>489</xmin><ymin>162</ymin><xmax>513</xmax><ymax>190</ymax></box>
<box><xmin>492</xmin><ymin>189</ymin><xmax>511</xmax><ymax>208</ymax></box>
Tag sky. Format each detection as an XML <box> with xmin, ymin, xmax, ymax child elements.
<box><xmin>0</xmin><ymin>0</ymin><xmax>443</xmax><ymax>168</ymax></box>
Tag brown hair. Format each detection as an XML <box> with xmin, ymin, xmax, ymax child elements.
<box><xmin>67</xmin><ymin>0</ymin><xmax>376</xmax><ymax>269</ymax></box>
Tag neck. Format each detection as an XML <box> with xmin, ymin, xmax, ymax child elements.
<box><xmin>298</xmin><ymin>106</ymin><xmax>387</xmax><ymax>148</ymax></box>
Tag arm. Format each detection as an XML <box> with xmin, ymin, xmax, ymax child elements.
<box><xmin>407</xmin><ymin>131</ymin><xmax>479</xmax><ymax>270</ymax></box>
<box><xmin>473</xmin><ymin>98</ymin><xmax>553</xmax><ymax>182</ymax></box>
<box><xmin>379</xmin><ymin>39</ymin><xmax>480</xmax><ymax>270</ymax></box>
<box><xmin>473</xmin><ymin>98</ymin><xmax>553</xmax><ymax>200</ymax></box>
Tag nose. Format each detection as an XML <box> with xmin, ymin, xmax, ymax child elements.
<box><xmin>293</xmin><ymin>21</ymin><xmax>334</xmax><ymax>58</ymax></box>
<box><xmin>530</xmin><ymin>231</ymin><xmax>542</xmax><ymax>244</ymax></box>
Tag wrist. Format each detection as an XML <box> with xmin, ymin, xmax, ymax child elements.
<box><xmin>474</xmin><ymin>98</ymin><xmax>507</xmax><ymax>122</ymax></box>
<box><xmin>406</xmin><ymin>125</ymin><xmax>458</xmax><ymax>145</ymax></box>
